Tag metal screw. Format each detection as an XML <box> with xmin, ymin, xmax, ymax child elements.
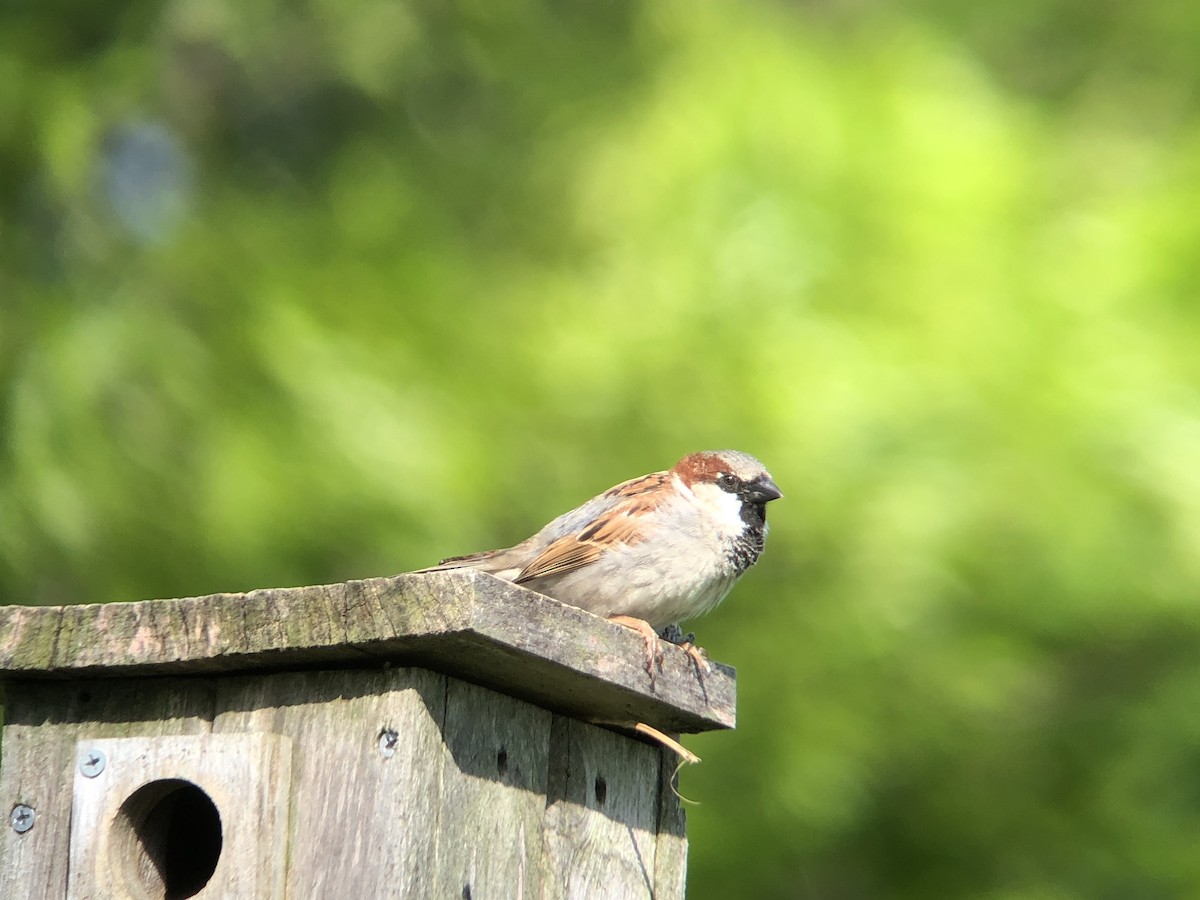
<box><xmin>79</xmin><ymin>749</ymin><xmax>106</xmax><ymax>778</ymax></box>
<box><xmin>378</xmin><ymin>729</ymin><xmax>399</xmax><ymax>758</ymax></box>
<box><xmin>10</xmin><ymin>805</ymin><xmax>35</xmax><ymax>834</ymax></box>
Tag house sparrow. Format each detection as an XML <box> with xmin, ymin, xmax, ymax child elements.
<box><xmin>420</xmin><ymin>450</ymin><xmax>782</xmax><ymax>671</ymax></box>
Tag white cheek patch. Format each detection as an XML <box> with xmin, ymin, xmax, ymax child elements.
<box><xmin>688</xmin><ymin>482</ymin><xmax>747</xmax><ymax>536</ymax></box>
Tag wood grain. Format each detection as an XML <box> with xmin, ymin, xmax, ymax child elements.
<box><xmin>432</xmin><ymin>678</ymin><xmax>553</xmax><ymax>900</ymax></box>
<box><xmin>211</xmin><ymin>667</ymin><xmax>452</xmax><ymax>898</ymax></box>
<box><xmin>0</xmin><ymin>570</ymin><xmax>736</xmax><ymax>733</ymax></box>
<box><xmin>0</xmin><ymin>679</ymin><xmax>215</xmax><ymax>900</ymax></box>
<box><xmin>653</xmin><ymin>740</ymin><xmax>690</xmax><ymax>898</ymax></box>
<box><xmin>541</xmin><ymin>717</ymin><xmax>666</xmax><ymax>899</ymax></box>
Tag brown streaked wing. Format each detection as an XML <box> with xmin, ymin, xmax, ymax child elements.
<box><xmin>515</xmin><ymin>500</ymin><xmax>652</xmax><ymax>582</ymax></box>
<box><xmin>603</xmin><ymin>470</ymin><xmax>669</xmax><ymax>499</ymax></box>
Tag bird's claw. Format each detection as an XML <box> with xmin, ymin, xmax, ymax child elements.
<box><xmin>660</xmin><ymin>623</ymin><xmax>710</xmax><ymax>673</ymax></box>
<box><xmin>609</xmin><ymin>615</ymin><xmax>665</xmax><ymax>685</ymax></box>
<box><xmin>678</xmin><ymin>641</ymin><xmax>711</xmax><ymax>673</ymax></box>
<box><xmin>610</xmin><ymin>616</ymin><xmax>711</xmax><ymax>683</ymax></box>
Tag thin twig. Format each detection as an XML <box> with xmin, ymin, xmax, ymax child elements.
<box><xmin>633</xmin><ymin>722</ymin><xmax>701</xmax><ymax>764</ymax></box>
<box><xmin>633</xmin><ymin>722</ymin><xmax>703</xmax><ymax>804</ymax></box>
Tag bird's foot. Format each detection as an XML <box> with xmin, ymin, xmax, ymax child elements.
<box><xmin>608</xmin><ymin>615</ymin><xmax>664</xmax><ymax>682</ymax></box>
<box><xmin>659</xmin><ymin>623</ymin><xmax>710</xmax><ymax>673</ymax></box>
<box><xmin>658</xmin><ymin>623</ymin><xmax>693</xmax><ymax>644</ymax></box>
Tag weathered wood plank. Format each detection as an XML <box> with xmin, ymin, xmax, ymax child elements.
<box><xmin>66</xmin><ymin>733</ymin><xmax>291</xmax><ymax>899</ymax></box>
<box><xmin>434</xmin><ymin>679</ymin><xmax>553</xmax><ymax>899</ymax></box>
<box><xmin>211</xmin><ymin>668</ymin><xmax>451</xmax><ymax>899</ymax></box>
<box><xmin>653</xmin><ymin>740</ymin><xmax>690</xmax><ymax>898</ymax></box>
<box><xmin>541</xmin><ymin>717</ymin><xmax>666</xmax><ymax>899</ymax></box>
<box><xmin>0</xmin><ymin>571</ymin><xmax>735</xmax><ymax>733</ymax></box>
<box><xmin>0</xmin><ymin>679</ymin><xmax>216</xmax><ymax>900</ymax></box>
<box><xmin>0</xmin><ymin>574</ymin><xmax>466</xmax><ymax>676</ymax></box>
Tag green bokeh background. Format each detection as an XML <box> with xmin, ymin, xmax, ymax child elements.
<box><xmin>5</xmin><ymin>1</ymin><xmax>1200</xmax><ymax>896</ymax></box>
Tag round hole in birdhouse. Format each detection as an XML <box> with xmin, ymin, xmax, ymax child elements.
<box><xmin>112</xmin><ymin>779</ymin><xmax>223</xmax><ymax>899</ymax></box>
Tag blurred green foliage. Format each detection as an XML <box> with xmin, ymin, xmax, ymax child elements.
<box><xmin>4</xmin><ymin>1</ymin><xmax>1200</xmax><ymax>897</ymax></box>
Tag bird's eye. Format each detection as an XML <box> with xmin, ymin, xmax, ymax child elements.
<box><xmin>718</xmin><ymin>472</ymin><xmax>737</xmax><ymax>489</ymax></box>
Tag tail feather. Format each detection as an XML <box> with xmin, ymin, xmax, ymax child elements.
<box><xmin>414</xmin><ymin>549</ymin><xmax>521</xmax><ymax>581</ymax></box>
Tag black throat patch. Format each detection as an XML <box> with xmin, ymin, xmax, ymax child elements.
<box><xmin>730</xmin><ymin>500</ymin><xmax>768</xmax><ymax>572</ymax></box>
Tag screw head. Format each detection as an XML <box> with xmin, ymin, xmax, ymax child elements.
<box><xmin>79</xmin><ymin>749</ymin><xmax>107</xmax><ymax>778</ymax></box>
<box><xmin>378</xmin><ymin>729</ymin><xmax>399</xmax><ymax>759</ymax></box>
<box><xmin>10</xmin><ymin>805</ymin><xmax>35</xmax><ymax>834</ymax></box>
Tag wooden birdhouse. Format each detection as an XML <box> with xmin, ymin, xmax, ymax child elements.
<box><xmin>0</xmin><ymin>571</ymin><xmax>735</xmax><ymax>898</ymax></box>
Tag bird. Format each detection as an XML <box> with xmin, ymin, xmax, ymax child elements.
<box><xmin>419</xmin><ymin>449</ymin><xmax>782</xmax><ymax>673</ymax></box>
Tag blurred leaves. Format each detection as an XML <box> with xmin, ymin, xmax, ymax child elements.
<box><xmin>4</xmin><ymin>0</ymin><xmax>1200</xmax><ymax>897</ymax></box>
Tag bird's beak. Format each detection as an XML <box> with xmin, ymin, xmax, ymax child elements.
<box><xmin>748</xmin><ymin>477</ymin><xmax>783</xmax><ymax>502</ymax></box>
